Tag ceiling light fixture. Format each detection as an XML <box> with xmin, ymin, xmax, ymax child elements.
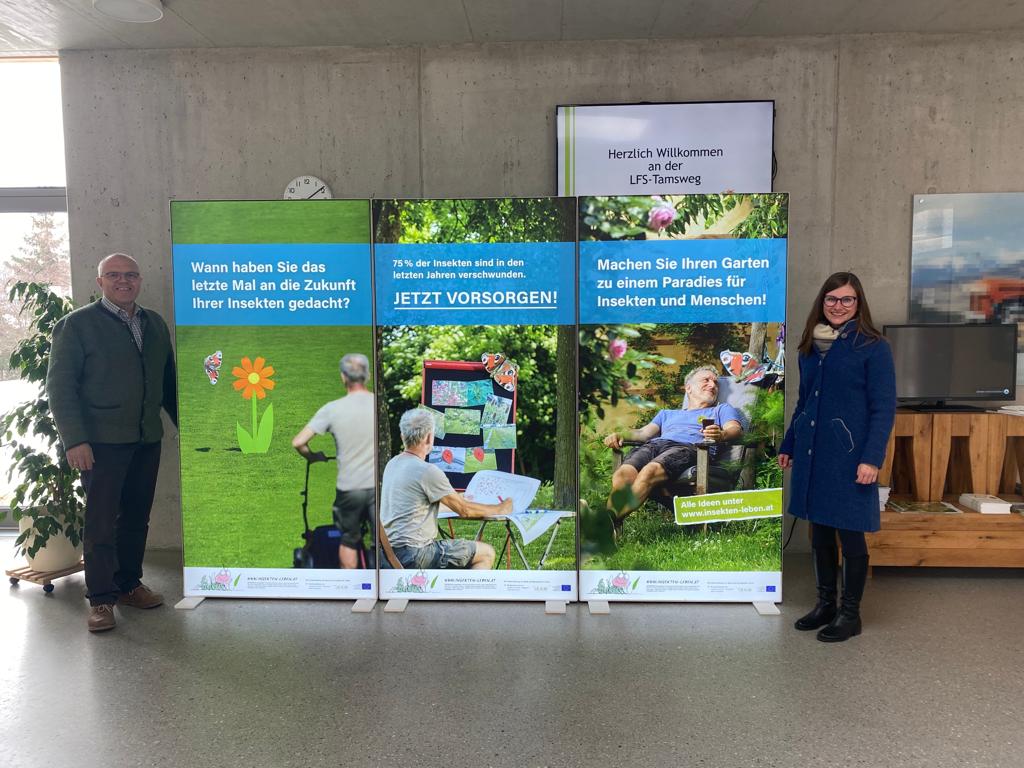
<box><xmin>92</xmin><ymin>0</ymin><xmax>164</xmax><ymax>23</ymax></box>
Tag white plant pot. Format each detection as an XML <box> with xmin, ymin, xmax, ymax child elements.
<box><xmin>18</xmin><ymin>516</ymin><xmax>83</xmax><ymax>573</ymax></box>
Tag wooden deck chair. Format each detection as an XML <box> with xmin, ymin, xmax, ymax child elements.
<box><xmin>377</xmin><ymin>520</ymin><xmax>404</xmax><ymax>569</ymax></box>
<box><xmin>610</xmin><ymin>377</ymin><xmax>757</xmax><ymax>510</ymax></box>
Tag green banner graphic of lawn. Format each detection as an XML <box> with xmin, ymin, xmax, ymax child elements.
<box><xmin>674</xmin><ymin>488</ymin><xmax>782</xmax><ymax>526</ymax></box>
<box><xmin>231</xmin><ymin>355</ymin><xmax>275</xmax><ymax>453</ymax></box>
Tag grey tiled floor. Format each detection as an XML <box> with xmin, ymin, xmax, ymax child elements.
<box><xmin>1</xmin><ymin>546</ymin><xmax>1021</xmax><ymax>768</ymax></box>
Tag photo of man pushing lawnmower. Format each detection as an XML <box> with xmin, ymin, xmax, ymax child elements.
<box><xmin>292</xmin><ymin>353</ymin><xmax>376</xmax><ymax>569</ymax></box>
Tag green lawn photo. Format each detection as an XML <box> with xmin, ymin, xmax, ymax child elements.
<box><xmin>171</xmin><ymin>200</ymin><xmax>370</xmax><ymax>245</ymax></box>
<box><xmin>177</xmin><ymin>324</ymin><xmax>374</xmax><ymax>568</ymax></box>
<box><xmin>444</xmin><ymin>514</ymin><xmax>576</xmax><ymax>572</ymax></box>
<box><xmin>586</xmin><ymin>511</ymin><xmax>782</xmax><ymax>572</ymax></box>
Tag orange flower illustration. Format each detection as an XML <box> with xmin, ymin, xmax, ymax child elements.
<box><xmin>232</xmin><ymin>356</ymin><xmax>276</xmax><ymax>400</ymax></box>
<box><xmin>231</xmin><ymin>356</ymin><xmax>277</xmax><ymax>454</ymax></box>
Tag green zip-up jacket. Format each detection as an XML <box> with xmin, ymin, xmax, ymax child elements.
<box><xmin>46</xmin><ymin>300</ymin><xmax>177</xmax><ymax>448</ymax></box>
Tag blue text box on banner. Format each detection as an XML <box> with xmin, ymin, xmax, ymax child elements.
<box><xmin>579</xmin><ymin>239</ymin><xmax>786</xmax><ymax>324</ymax></box>
<box><xmin>173</xmin><ymin>243</ymin><xmax>372</xmax><ymax>326</ymax></box>
<box><xmin>374</xmin><ymin>242</ymin><xmax>575</xmax><ymax>326</ymax></box>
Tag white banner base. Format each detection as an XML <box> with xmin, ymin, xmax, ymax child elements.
<box><xmin>545</xmin><ymin>600</ymin><xmax>568</xmax><ymax>614</ymax></box>
<box><xmin>753</xmin><ymin>601</ymin><xmax>781</xmax><ymax>616</ymax></box>
<box><xmin>383</xmin><ymin>599</ymin><xmax>409</xmax><ymax>613</ymax></box>
<box><xmin>183</xmin><ymin>566</ymin><xmax>376</xmax><ymax>600</ymax></box>
<box><xmin>581</xmin><ymin>570</ymin><xmax>781</xmax><ymax>603</ymax></box>
<box><xmin>174</xmin><ymin>596</ymin><xmax>205</xmax><ymax>610</ymax></box>
<box><xmin>351</xmin><ymin>598</ymin><xmax>377</xmax><ymax>613</ymax></box>
<box><xmin>379</xmin><ymin>569</ymin><xmax>576</xmax><ymax>602</ymax></box>
<box><xmin>588</xmin><ymin>600</ymin><xmax>611</xmax><ymax>615</ymax></box>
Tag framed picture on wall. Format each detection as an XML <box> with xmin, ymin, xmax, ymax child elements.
<box><xmin>910</xmin><ymin>192</ymin><xmax>1024</xmax><ymax>386</ymax></box>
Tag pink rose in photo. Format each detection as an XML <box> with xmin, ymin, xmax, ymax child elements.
<box><xmin>608</xmin><ymin>338</ymin><xmax>628</xmax><ymax>360</ymax></box>
<box><xmin>611</xmin><ymin>573</ymin><xmax>628</xmax><ymax>589</ymax></box>
<box><xmin>410</xmin><ymin>572</ymin><xmax>427</xmax><ymax>588</ymax></box>
<box><xmin>214</xmin><ymin>569</ymin><xmax>231</xmax><ymax>586</ymax></box>
<box><xmin>647</xmin><ymin>204</ymin><xmax>676</xmax><ymax>231</ymax></box>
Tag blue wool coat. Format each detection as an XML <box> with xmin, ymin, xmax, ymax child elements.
<box><xmin>779</xmin><ymin>323</ymin><xmax>896</xmax><ymax>532</ymax></box>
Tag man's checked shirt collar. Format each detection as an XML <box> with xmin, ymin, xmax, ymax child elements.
<box><xmin>100</xmin><ymin>296</ymin><xmax>144</xmax><ymax>351</ymax></box>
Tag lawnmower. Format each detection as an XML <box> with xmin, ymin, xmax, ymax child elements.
<box><xmin>292</xmin><ymin>457</ymin><xmax>374</xmax><ymax>569</ymax></box>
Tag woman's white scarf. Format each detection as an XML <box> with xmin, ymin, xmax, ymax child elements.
<box><xmin>812</xmin><ymin>323</ymin><xmax>841</xmax><ymax>356</ymax></box>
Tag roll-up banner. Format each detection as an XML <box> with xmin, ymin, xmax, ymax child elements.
<box><xmin>172</xmin><ymin>201</ymin><xmax>378</xmax><ymax>599</ymax></box>
<box><xmin>373</xmin><ymin>198</ymin><xmax>579</xmax><ymax>601</ymax></box>
<box><xmin>557</xmin><ymin>101</ymin><xmax>774</xmax><ymax>196</ymax></box>
<box><xmin>577</xmin><ymin>193</ymin><xmax>787</xmax><ymax>602</ymax></box>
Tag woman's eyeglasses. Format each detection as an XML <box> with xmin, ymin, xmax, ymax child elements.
<box><xmin>823</xmin><ymin>295</ymin><xmax>857</xmax><ymax>307</ymax></box>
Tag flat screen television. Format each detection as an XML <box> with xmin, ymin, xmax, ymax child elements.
<box><xmin>883</xmin><ymin>323</ymin><xmax>1017</xmax><ymax>406</ymax></box>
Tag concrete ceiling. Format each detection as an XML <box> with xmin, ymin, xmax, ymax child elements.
<box><xmin>3</xmin><ymin>0</ymin><xmax>1024</xmax><ymax>55</ymax></box>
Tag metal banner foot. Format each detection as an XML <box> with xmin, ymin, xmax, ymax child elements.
<box><xmin>174</xmin><ymin>596</ymin><xmax>205</xmax><ymax>610</ymax></box>
<box><xmin>753</xmin><ymin>601</ymin><xmax>780</xmax><ymax>616</ymax></box>
<box><xmin>383</xmin><ymin>598</ymin><xmax>408</xmax><ymax>613</ymax></box>
<box><xmin>545</xmin><ymin>600</ymin><xmax>567</xmax><ymax>614</ymax></box>
<box><xmin>588</xmin><ymin>600</ymin><xmax>610</xmax><ymax>615</ymax></box>
<box><xmin>351</xmin><ymin>598</ymin><xmax>377</xmax><ymax>613</ymax></box>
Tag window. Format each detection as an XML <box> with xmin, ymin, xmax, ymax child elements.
<box><xmin>0</xmin><ymin>60</ymin><xmax>66</xmax><ymax>187</ymax></box>
<box><xmin>0</xmin><ymin>59</ymin><xmax>68</xmax><ymax>516</ymax></box>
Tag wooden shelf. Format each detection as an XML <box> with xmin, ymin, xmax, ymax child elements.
<box><xmin>880</xmin><ymin>410</ymin><xmax>1024</xmax><ymax>500</ymax></box>
<box><xmin>867</xmin><ymin>500</ymin><xmax>1024</xmax><ymax>568</ymax></box>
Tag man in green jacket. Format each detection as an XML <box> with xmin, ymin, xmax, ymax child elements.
<box><xmin>46</xmin><ymin>253</ymin><xmax>177</xmax><ymax>633</ymax></box>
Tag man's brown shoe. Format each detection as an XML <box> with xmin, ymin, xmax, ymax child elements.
<box><xmin>118</xmin><ymin>584</ymin><xmax>164</xmax><ymax>609</ymax></box>
<box><xmin>88</xmin><ymin>604</ymin><xmax>116</xmax><ymax>632</ymax></box>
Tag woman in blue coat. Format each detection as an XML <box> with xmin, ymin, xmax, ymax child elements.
<box><xmin>778</xmin><ymin>272</ymin><xmax>896</xmax><ymax>642</ymax></box>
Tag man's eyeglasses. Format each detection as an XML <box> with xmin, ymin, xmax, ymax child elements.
<box><xmin>823</xmin><ymin>295</ymin><xmax>857</xmax><ymax>307</ymax></box>
<box><xmin>102</xmin><ymin>271</ymin><xmax>140</xmax><ymax>281</ymax></box>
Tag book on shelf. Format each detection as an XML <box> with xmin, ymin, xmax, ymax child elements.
<box><xmin>887</xmin><ymin>499</ymin><xmax>962</xmax><ymax>515</ymax></box>
<box><xmin>957</xmin><ymin>493</ymin><xmax>1013</xmax><ymax>514</ymax></box>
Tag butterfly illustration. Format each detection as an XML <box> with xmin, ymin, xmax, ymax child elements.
<box><xmin>482</xmin><ymin>352</ymin><xmax>518</xmax><ymax>392</ymax></box>
<box><xmin>719</xmin><ymin>350</ymin><xmax>766</xmax><ymax>384</ymax></box>
<box><xmin>204</xmin><ymin>350</ymin><xmax>223</xmax><ymax>385</ymax></box>
<box><xmin>481</xmin><ymin>352</ymin><xmax>505</xmax><ymax>371</ymax></box>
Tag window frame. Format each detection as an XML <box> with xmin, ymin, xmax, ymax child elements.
<box><xmin>0</xmin><ymin>58</ymin><xmax>70</xmax><ymax>527</ymax></box>
<box><xmin>0</xmin><ymin>190</ymin><xmax>69</xmax><ymax>526</ymax></box>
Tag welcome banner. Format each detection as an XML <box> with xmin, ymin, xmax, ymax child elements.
<box><xmin>557</xmin><ymin>102</ymin><xmax>774</xmax><ymax>196</ymax></box>
<box><xmin>373</xmin><ymin>198</ymin><xmax>578</xmax><ymax>601</ymax></box>
<box><xmin>577</xmin><ymin>194</ymin><xmax>787</xmax><ymax>602</ymax></box>
<box><xmin>172</xmin><ymin>200</ymin><xmax>377</xmax><ymax>600</ymax></box>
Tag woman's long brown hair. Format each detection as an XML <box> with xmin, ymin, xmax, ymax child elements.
<box><xmin>797</xmin><ymin>272</ymin><xmax>884</xmax><ymax>355</ymax></box>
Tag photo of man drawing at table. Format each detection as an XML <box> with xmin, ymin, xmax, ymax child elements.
<box><xmin>604</xmin><ymin>365</ymin><xmax>744</xmax><ymax>523</ymax></box>
<box><xmin>380</xmin><ymin>408</ymin><xmax>512</xmax><ymax>570</ymax></box>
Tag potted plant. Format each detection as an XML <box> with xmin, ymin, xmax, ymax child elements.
<box><xmin>1</xmin><ymin>281</ymin><xmax>84</xmax><ymax>571</ymax></box>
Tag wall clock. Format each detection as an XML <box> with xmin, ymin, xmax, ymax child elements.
<box><xmin>283</xmin><ymin>175</ymin><xmax>332</xmax><ymax>199</ymax></box>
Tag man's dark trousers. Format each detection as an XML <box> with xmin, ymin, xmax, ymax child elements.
<box><xmin>80</xmin><ymin>441</ymin><xmax>161</xmax><ymax>606</ymax></box>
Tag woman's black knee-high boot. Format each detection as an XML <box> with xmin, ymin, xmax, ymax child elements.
<box><xmin>817</xmin><ymin>554</ymin><xmax>869</xmax><ymax>642</ymax></box>
<box><xmin>794</xmin><ymin>546</ymin><xmax>838</xmax><ymax>631</ymax></box>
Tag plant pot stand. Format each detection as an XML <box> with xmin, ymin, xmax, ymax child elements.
<box><xmin>7</xmin><ymin>559</ymin><xmax>84</xmax><ymax>593</ymax></box>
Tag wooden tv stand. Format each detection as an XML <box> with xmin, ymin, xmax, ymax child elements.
<box><xmin>867</xmin><ymin>502</ymin><xmax>1024</xmax><ymax>568</ymax></box>
<box><xmin>867</xmin><ymin>410</ymin><xmax>1024</xmax><ymax>568</ymax></box>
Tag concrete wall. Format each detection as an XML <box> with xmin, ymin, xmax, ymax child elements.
<box><xmin>60</xmin><ymin>31</ymin><xmax>1024</xmax><ymax>550</ymax></box>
